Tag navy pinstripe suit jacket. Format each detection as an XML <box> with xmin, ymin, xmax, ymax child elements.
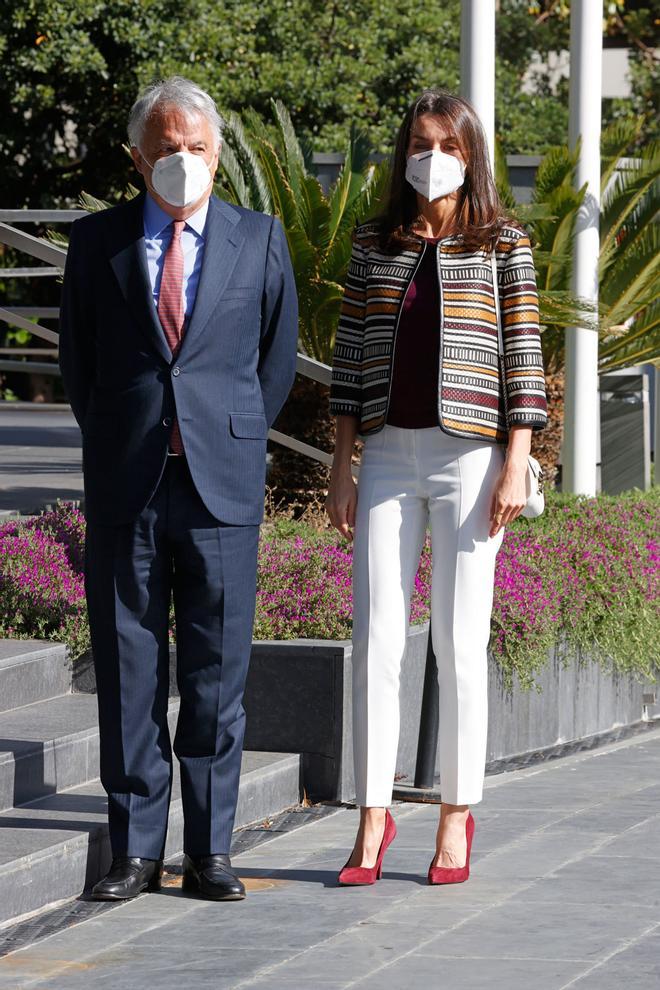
<box><xmin>59</xmin><ymin>193</ymin><xmax>298</xmax><ymax>526</ymax></box>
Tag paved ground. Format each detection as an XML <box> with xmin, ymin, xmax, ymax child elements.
<box><xmin>0</xmin><ymin>726</ymin><xmax>659</xmax><ymax>989</ymax></box>
<box><xmin>0</xmin><ymin>404</ymin><xmax>83</xmax><ymax>514</ymax></box>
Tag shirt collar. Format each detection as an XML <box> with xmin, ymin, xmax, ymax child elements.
<box><xmin>143</xmin><ymin>193</ymin><xmax>209</xmax><ymax>240</ymax></box>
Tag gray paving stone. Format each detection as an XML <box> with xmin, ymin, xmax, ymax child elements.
<box><xmin>349</xmin><ymin>954</ymin><xmax>585</xmax><ymax>990</ymax></box>
<box><xmin>422</xmin><ymin>899</ymin><xmax>652</xmax><ymax>962</ymax></box>
<box><xmin>0</xmin><ymin>727</ymin><xmax>658</xmax><ymax>990</ymax></box>
<box><xmin>567</xmin><ymin>933</ymin><xmax>660</xmax><ymax>990</ymax></box>
<box><xmin>473</xmin><ymin>825</ymin><xmax>615</xmax><ymax>880</ymax></box>
<box><xmin>595</xmin><ymin>814</ymin><xmax>660</xmax><ymax>859</ymax></box>
<box><xmin>517</xmin><ymin>853</ymin><xmax>660</xmax><ymax>911</ymax></box>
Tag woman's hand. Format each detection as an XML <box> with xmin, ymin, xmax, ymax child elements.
<box><xmin>326</xmin><ymin>470</ymin><xmax>358</xmax><ymax>541</ymax></box>
<box><xmin>489</xmin><ymin>460</ymin><xmax>527</xmax><ymax>537</ymax></box>
<box><xmin>326</xmin><ymin>415</ymin><xmax>360</xmax><ymax>540</ymax></box>
<box><xmin>489</xmin><ymin>426</ymin><xmax>533</xmax><ymax>537</ymax></box>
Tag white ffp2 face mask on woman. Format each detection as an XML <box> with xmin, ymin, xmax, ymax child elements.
<box><xmin>143</xmin><ymin>151</ymin><xmax>213</xmax><ymax>208</ymax></box>
<box><xmin>405</xmin><ymin>149</ymin><xmax>466</xmax><ymax>202</ymax></box>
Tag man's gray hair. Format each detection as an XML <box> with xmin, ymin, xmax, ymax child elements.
<box><xmin>128</xmin><ymin>76</ymin><xmax>224</xmax><ymax>150</ymax></box>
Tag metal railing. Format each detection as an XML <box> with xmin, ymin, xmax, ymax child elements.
<box><xmin>0</xmin><ymin>211</ymin><xmax>333</xmax><ymax>469</ymax></box>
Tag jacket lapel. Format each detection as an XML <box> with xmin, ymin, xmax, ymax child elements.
<box><xmin>179</xmin><ymin>196</ymin><xmax>245</xmax><ymax>355</ymax></box>
<box><xmin>107</xmin><ymin>193</ymin><xmax>173</xmax><ymax>365</ymax></box>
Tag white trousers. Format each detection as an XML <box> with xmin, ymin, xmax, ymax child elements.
<box><xmin>352</xmin><ymin>425</ymin><xmax>505</xmax><ymax>807</ymax></box>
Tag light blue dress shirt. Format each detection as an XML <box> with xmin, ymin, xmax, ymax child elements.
<box><xmin>143</xmin><ymin>194</ymin><xmax>208</xmax><ymax>322</ymax></box>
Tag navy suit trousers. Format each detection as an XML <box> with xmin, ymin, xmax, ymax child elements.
<box><xmin>84</xmin><ymin>456</ymin><xmax>260</xmax><ymax>859</ymax></box>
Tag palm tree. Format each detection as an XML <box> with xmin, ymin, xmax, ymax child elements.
<box><xmin>598</xmin><ymin>121</ymin><xmax>659</xmax><ymax>372</ymax></box>
<box><xmin>495</xmin><ymin>120</ymin><xmax>660</xmax><ymax>485</ymax></box>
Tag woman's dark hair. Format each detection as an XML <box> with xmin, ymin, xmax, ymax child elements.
<box><xmin>378</xmin><ymin>89</ymin><xmax>507</xmax><ymax>253</ymax></box>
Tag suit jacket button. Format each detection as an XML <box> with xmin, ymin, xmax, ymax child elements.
<box><xmin>172</xmin><ymin>367</ymin><xmax>180</xmax><ymax>376</ymax></box>
<box><xmin>162</xmin><ymin>417</ymin><xmax>172</xmax><ymax>427</ymax></box>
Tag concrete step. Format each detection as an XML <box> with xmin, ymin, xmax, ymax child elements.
<box><xmin>0</xmin><ymin>694</ymin><xmax>101</xmax><ymax>812</ymax></box>
<box><xmin>0</xmin><ymin>641</ymin><xmax>71</xmax><ymax>713</ymax></box>
<box><xmin>0</xmin><ymin>751</ymin><xmax>301</xmax><ymax>927</ymax></box>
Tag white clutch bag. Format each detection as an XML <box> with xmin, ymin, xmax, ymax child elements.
<box><xmin>521</xmin><ymin>455</ymin><xmax>545</xmax><ymax>518</ymax></box>
<box><xmin>492</xmin><ymin>254</ymin><xmax>545</xmax><ymax>519</ymax></box>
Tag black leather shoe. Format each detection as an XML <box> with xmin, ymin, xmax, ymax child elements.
<box><xmin>181</xmin><ymin>854</ymin><xmax>246</xmax><ymax>901</ymax></box>
<box><xmin>91</xmin><ymin>857</ymin><xmax>163</xmax><ymax>900</ymax></box>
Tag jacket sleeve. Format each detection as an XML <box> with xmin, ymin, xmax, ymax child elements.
<box><xmin>500</xmin><ymin>229</ymin><xmax>548</xmax><ymax>431</ymax></box>
<box><xmin>258</xmin><ymin>215</ymin><xmax>299</xmax><ymax>427</ymax></box>
<box><xmin>329</xmin><ymin>230</ymin><xmax>367</xmax><ymax>418</ymax></box>
<box><xmin>58</xmin><ymin>220</ymin><xmax>95</xmax><ymax>428</ymax></box>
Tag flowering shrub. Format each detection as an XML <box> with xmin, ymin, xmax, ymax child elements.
<box><xmin>491</xmin><ymin>491</ymin><xmax>659</xmax><ymax>688</ymax></box>
<box><xmin>253</xmin><ymin>525</ymin><xmax>433</xmax><ymax>640</ymax></box>
<box><xmin>0</xmin><ymin>504</ymin><xmax>89</xmax><ymax>659</ymax></box>
<box><xmin>0</xmin><ymin>492</ymin><xmax>658</xmax><ymax>691</ymax></box>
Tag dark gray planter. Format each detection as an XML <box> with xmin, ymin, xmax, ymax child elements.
<box><xmin>73</xmin><ymin>625</ymin><xmax>657</xmax><ymax>804</ymax></box>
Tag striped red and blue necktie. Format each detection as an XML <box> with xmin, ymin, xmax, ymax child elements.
<box><xmin>157</xmin><ymin>220</ymin><xmax>186</xmax><ymax>454</ymax></box>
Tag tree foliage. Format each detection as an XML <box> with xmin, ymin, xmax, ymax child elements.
<box><xmin>1</xmin><ymin>0</ymin><xmax>656</xmax><ymax>206</ymax></box>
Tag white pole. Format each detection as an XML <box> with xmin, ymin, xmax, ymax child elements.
<box><xmin>563</xmin><ymin>0</ymin><xmax>602</xmax><ymax>495</ymax></box>
<box><xmin>460</xmin><ymin>0</ymin><xmax>496</xmax><ymax>169</ymax></box>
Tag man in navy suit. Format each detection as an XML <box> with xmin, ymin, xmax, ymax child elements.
<box><xmin>59</xmin><ymin>76</ymin><xmax>298</xmax><ymax>901</ymax></box>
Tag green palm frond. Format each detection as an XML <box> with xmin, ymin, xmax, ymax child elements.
<box><xmin>254</xmin><ymin>139</ymin><xmax>301</xmax><ymax>234</ymax></box>
<box><xmin>327</xmin><ymin>127</ymin><xmax>373</xmax><ymax>243</ymax></box>
<box><xmin>269</xmin><ymin>100</ymin><xmax>308</xmax><ymax>212</ymax></box>
<box><xmin>532</xmin><ymin>144</ymin><xmax>577</xmax><ymax>204</ymax></box>
<box><xmin>538</xmin><ymin>291</ymin><xmax>600</xmax><ymax>331</ymax></box>
<box><xmin>298</xmin><ymin>279</ymin><xmax>344</xmax><ymax>361</ymax></box>
<box><xmin>217</xmin><ymin>141</ymin><xmax>251</xmax><ymax>208</ymax></box>
<box><xmin>78</xmin><ymin>191</ymin><xmax>112</xmax><ymax>212</ymax></box>
<box><xmin>322</xmin><ymin>161</ymin><xmax>389</xmax><ymax>282</ymax></box>
<box><xmin>222</xmin><ymin>111</ymin><xmax>273</xmax><ymax>214</ymax></box>
<box><xmin>283</xmin><ymin>226</ymin><xmax>317</xmax><ymax>282</ymax></box>
<box><xmin>600</xmin><ymin>141</ymin><xmax>660</xmax><ymax>264</ymax></box>
<box><xmin>601</xmin><ymin>225</ymin><xmax>660</xmax><ymax>328</ymax></box>
<box><xmin>599</xmin><ymin>300</ymin><xmax>660</xmax><ymax>371</ymax></box>
<box><xmin>599</xmin><ymin>117</ymin><xmax>643</xmax><ymax>191</ymax></box>
<box><xmin>297</xmin><ymin>172</ymin><xmax>332</xmax><ymax>252</ymax></box>
<box><xmin>271</xmin><ymin>100</ymin><xmax>307</xmax><ymax>178</ymax></box>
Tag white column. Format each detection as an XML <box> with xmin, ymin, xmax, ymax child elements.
<box><xmin>460</xmin><ymin>0</ymin><xmax>496</xmax><ymax>168</ymax></box>
<box><xmin>655</xmin><ymin>367</ymin><xmax>660</xmax><ymax>484</ymax></box>
<box><xmin>563</xmin><ymin>0</ymin><xmax>602</xmax><ymax>495</ymax></box>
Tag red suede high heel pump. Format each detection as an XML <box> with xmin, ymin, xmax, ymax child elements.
<box><xmin>428</xmin><ymin>811</ymin><xmax>475</xmax><ymax>885</ymax></box>
<box><xmin>338</xmin><ymin>810</ymin><xmax>397</xmax><ymax>886</ymax></box>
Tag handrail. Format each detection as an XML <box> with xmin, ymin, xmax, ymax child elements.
<box><xmin>0</xmin><ymin>359</ymin><xmax>62</xmax><ymax>375</ymax></box>
<box><xmin>0</xmin><ymin>306</ymin><xmax>58</xmax><ymax>344</ymax></box>
<box><xmin>0</xmin><ymin>222</ymin><xmax>67</xmax><ymax>265</ymax></box>
<box><xmin>0</xmin><ymin>210</ymin><xmax>87</xmax><ymax>222</ymax></box>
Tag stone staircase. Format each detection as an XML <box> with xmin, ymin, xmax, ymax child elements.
<box><xmin>0</xmin><ymin>640</ymin><xmax>302</xmax><ymax>927</ymax></box>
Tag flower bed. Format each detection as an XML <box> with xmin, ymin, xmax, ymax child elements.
<box><xmin>1</xmin><ymin>491</ymin><xmax>658</xmax><ymax>690</ymax></box>
<box><xmin>0</xmin><ymin>505</ymin><xmax>88</xmax><ymax>659</ymax></box>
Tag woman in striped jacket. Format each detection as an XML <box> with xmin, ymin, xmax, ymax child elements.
<box><xmin>327</xmin><ymin>90</ymin><xmax>547</xmax><ymax>887</ymax></box>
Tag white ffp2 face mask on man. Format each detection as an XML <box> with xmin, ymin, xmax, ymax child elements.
<box><xmin>143</xmin><ymin>151</ymin><xmax>213</xmax><ymax>208</ymax></box>
<box><xmin>405</xmin><ymin>149</ymin><xmax>466</xmax><ymax>202</ymax></box>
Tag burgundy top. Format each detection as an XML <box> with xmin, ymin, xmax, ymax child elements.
<box><xmin>386</xmin><ymin>237</ymin><xmax>441</xmax><ymax>429</ymax></box>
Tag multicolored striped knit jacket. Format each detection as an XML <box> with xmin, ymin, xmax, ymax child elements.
<box><xmin>329</xmin><ymin>220</ymin><xmax>548</xmax><ymax>443</ymax></box>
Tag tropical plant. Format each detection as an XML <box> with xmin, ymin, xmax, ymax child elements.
<box><xmin>495</xmin><ymin>119</ymin><xmax>660</xmax><ymax>485</ymax></box>
<box><xmin>217</xmin><ymin>100</ymin><xmax>389</xmax><ymax>505</ymax></box>
<box><xmin>497</xmin><ymin>119</ymin><xmax>660</xmax><ymax>374</ymax></box>
<box><xmin>219</xmin><ymin>99</ymin><xmax>388</xmax><ymax>364</ymax></box>
<box><xmin>598</xmin><ymin>121</ymin><xmax>659</xmax><ymax>372</ymax></box>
